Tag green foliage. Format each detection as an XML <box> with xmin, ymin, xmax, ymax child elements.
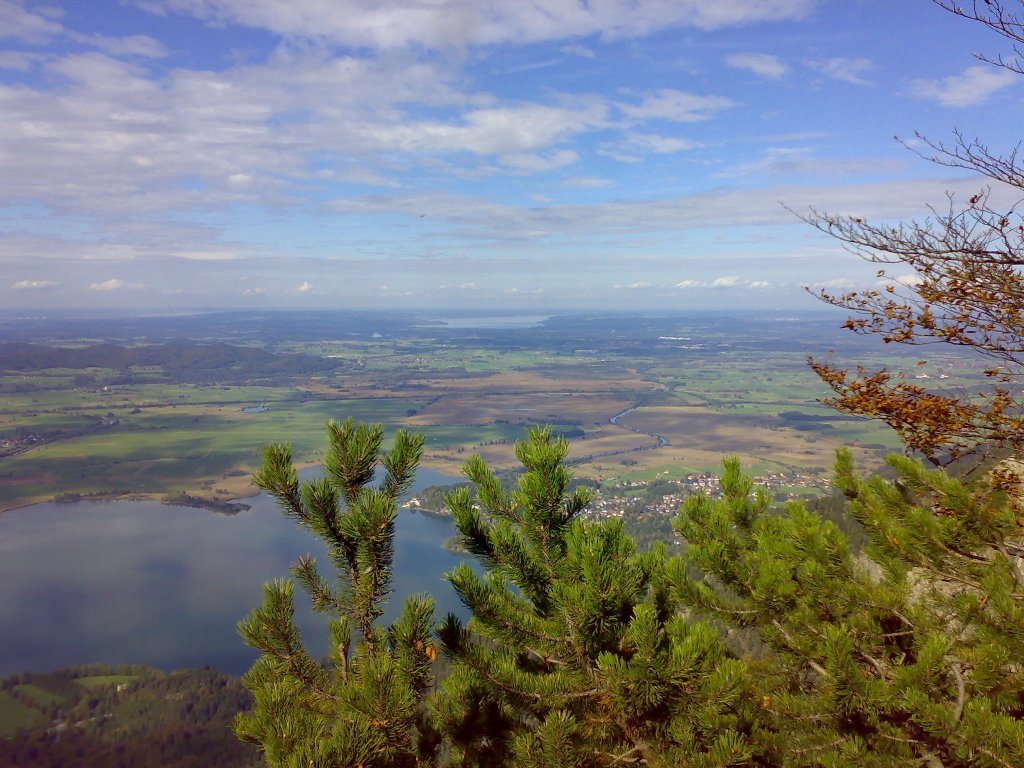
<box><xmin>436</xmin><ymin>427</ymin><xmax>759</xmax><ymax>767</ymax></box>
<box><xmin>236</xmin><ymin>418</ymin><xmax>437</xmax><ymax>768</ymax></box>
<box><xmin>673</xmin><ymin>451</ymin><xmax>1024</xmax><ymax>767</ymax></box>
<box><xmin>236</xmin><ymin>418</ymin><xmax>1024</xmax><ymax>768</ymax></box>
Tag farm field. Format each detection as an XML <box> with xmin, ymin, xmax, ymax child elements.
<box><xmin>0</xmin><ymin>309</ymin><xmax>975</xmax><ymax>512</ymax></box>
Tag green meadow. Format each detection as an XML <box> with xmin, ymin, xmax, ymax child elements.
<box><xmin>0</xmin><ymin>692</ymin><xmax>42</xmax><ymax>736</ymax></box>
<box><xmin>73</xmin><ymin>674</ymin><xmax>140</xmax><ymax>690</ymax></box>
<box><xmin>13</xmin><ymin>683</ymin><xmax>68</xmax><ymax>707</ymax></box>
<box><xmin>0</xmin><ymin>314</ymin><xmax>960</xmax><ymax>512</ymax></box>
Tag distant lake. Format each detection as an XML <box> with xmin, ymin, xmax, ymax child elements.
<box><xmin>419</xmin><ymin>314</ymin><xmax>551</xmax><ymax>329</ymax></box>
<box><xmin>0</xmin><ymin>468</ymin><xmax>469</xmax><ymax>677</ymax></box>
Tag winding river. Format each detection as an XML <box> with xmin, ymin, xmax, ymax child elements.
<box><xmin>609</xmin><ymin>406</ymin><xmax>670</xmax><ymax>448</ymax></box>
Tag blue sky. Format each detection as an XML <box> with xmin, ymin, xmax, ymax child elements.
<box><xmin>1</xmin><ymin>0</ymin><xmax>1021</xmax><ymax>311</ymax></box>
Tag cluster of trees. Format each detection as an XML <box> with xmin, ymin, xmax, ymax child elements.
<box><xmin>239</xmin><ymin>421</ymin><xmax>1024</xmax><ymax>767</ymax></box>
<box><xmin>0</xmin><ymin>665</ymin><xmax>261</xmax><ymax>768</ymax></box>
<box><xmin>236</xmin><ymin>3</ymin><xmax>1024</xmax><ymax>766</ymax></box>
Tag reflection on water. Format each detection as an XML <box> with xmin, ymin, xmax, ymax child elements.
<box><xmin>0</xmin><ymin>468</ymin><xmax>469</xmax><ymax>676</ymax></box>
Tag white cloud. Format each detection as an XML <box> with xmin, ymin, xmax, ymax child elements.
<box><xmin>596</xmin><ymin>146</ymin><xmax>642</xmax><ymax>163</ymax></box>
<box><xmin>71</xmin><ymin>33</ymin><xmax>169</xmax><ymax>58</ymax></box>
<box><xmin>726</xmin><ymin>52</ymin><xmax>788</xmax><ymax>79</ymax></box>
<box><xmin>141</xmin><ymin>0</ymin><xmax>816</xmax><ymax>50</ymax></box>
<box><xmin>375</xmin><ymin>102</ymin><xmax>608</xmax><ymax>156</ymax></box>
<box><xmin>910</xmin><ymin>65</ymin><xmax>1018</xmax><ymax>107</ymax></box>
<box><xmin>0</xmin><ymin>33</ymin><xmax>731</xmax><ymax>263</ymax></box>
<box><xmin>333</xmin><ymin>168</ymin><xmax>402</xmax><ymax>188</ymax></box>
<box><xmin>0</xmin><ymin>50</ymin><xmax>43</xmax><ymax>71</ymax></box>
<box><xmin>174</xmin><ymin>249</ymin><xmax>242</xmax><ymax>261</ymax></box>
<box><xmin>817</xmin><ymin>57</ymin><xmax>874</xmax><ymax>85</ymax></box>
<box><xmin>88</xmin><ymin>278</ymin><xmax>143</xmax><ymax>291</ymax></box>
<box><xmin>618</xmin><ymin>89</ymin><xmax>734</xmax><ymax>122</ymax></box>
<box><xmin>892</xmin><ymin>273</ymin><xmax>924</xmax><ymax>287</ymax></box>
<box><xmin>711</xmin><ymin>275</ymin><xmax>743</xmax><ymax>287</ymax></box>
<box><xmin>324</xmin><ymin>175</ymin><xmax>1021</xmax><ymax>245</ymax></box>
<box><xmin>673</xmin><ymin>276</ymin><xmax>772</xmax><ymax>290</ymax></box>
<box><xmin>564</xmin><ymin>176</ymin><xmax>615</xmax><ymax>188</ymax></box>
<box><xmin>0</xmin><ymin>0</ymin><xmax>62</xmax><ymax>42</ymax></box>
<box><xmin>243</xmin><ymin>287</ymin><xmax>267</xmax><ymax>295</ymax></box>
<box><xmin>11</xmin><ymin>279</ymin><xmax>56</xmax><ymax>290</ymax></box>
<box><xmin>561</xmin><ymin>44</ymin><xmax>595</xmax><ymax>59</ymax></box>
<box><xmin>0</xmin><ymin>45</ymin><xmax>490</xmax><ymax>218</ymax></box>
<box><xmin>296</xmin><ymin>280</ymin><xmax>314</xmax><ymax>293</ymax></box>
<box><xmin>501</xmin><ymin>149</ymin><xmax>579</xmax><ymax>173</ymax></box>
<box><xmin>623</xmin><ymin>132</ymin><xmax>697</xmax><ymax>153</ymax></box>
<box><xmin>817</xmin><ymin>277</ymin><xmax>855</xmax><ymax>289</ymax></box>
<box><xmin>616</xmin><ymin>281</ymin><xmax>652</xmax><ymax>289</ymax></box>
<box><xmin>717</xmin><ymin>147</ymin><xmax>901</xmax><ymax>179</ymax></box>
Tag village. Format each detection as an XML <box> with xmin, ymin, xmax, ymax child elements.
<box><xmin>404</xmin><ymin>469</ymin><xmax>832</xmax><ymax>523</ymax></box>
<box><xmin>580</xmin><ymin>470</ymin><xmax>832</xmax><ymax>522</ymax></box>
<box><xmin>0</xmin><ymin>432</ymin><xmax>44</xmax><ymax>458</ymax></box>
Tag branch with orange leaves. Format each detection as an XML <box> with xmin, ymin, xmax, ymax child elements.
<box><xmin>801</xmin><ymin>190</ymin><xmax>1024</xmax><ymax>371</ymax></box>
<box><xmin>808</xmin><ymin>358</ymin><xmax>1024</xmax><ymax>464</ymax></box>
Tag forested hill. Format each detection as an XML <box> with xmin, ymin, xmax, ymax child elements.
<box><xmin>0</xmin><ymin>342</ymin><xmax>344</xmax><ymax>384</ymax></box>
<box><xmin>0</xmin><ymin>664</ymin><xmax>260</xmax><ymax>768</ymax></box>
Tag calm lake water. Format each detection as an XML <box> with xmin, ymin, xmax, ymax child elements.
<box><xmin>0</xmin><ymin>468</ymin><xmax>469</xmax><ymax>677</ymax></box>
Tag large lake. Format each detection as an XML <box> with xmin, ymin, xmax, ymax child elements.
<box><xmin>0</xmin><ymin>468</ymin><xmax>469</xmax><ymax>677</ymax></box>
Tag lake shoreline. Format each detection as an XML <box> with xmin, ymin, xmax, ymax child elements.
<box><xmin>0</xmin><ymin>459</ymin><xmax>469</xmax><ymax>516</ymax></box>
<box><xmin>0</xmin><ymin>486</ymin><xmax>263</xmax><ymax>517</ymax></box>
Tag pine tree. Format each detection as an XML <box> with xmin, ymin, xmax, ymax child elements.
<box><xmin>434</xmin><ymin>426</ymin><xmax>760</xmax><ymax>768</ymax></box>
<box><xmin>233</xmin><ymin>424</ymin><xmax>1024</xmax><ymax>767</ymax></box>
<box><xmin>673</xmin><ymin>453</ymin><xmax>1024</xmax><ymax>767</ymax></box>
<box><xmin>234</xmin><ymin>418</ymin><xmax>439</xmax><ymax>768</ymax></box>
